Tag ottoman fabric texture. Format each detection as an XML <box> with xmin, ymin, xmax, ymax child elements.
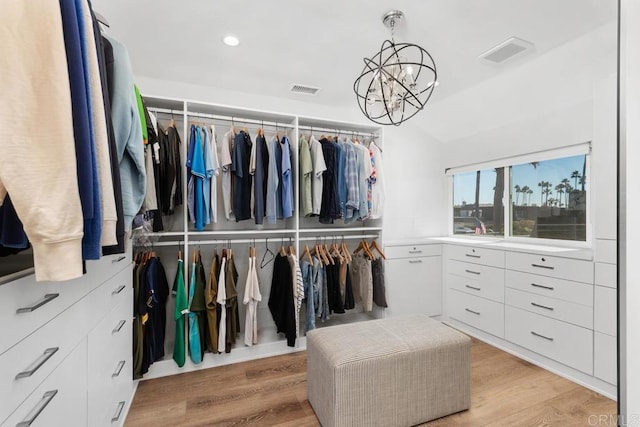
<box><xmin>306</xmin><ymin>315</ymin><xmax>471</xmax><ymax>427</ymax></box>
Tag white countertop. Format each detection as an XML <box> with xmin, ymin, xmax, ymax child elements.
<box><xmin>386</xmin><ymin>236</ymin><xmax>593</xmax><ymax>260</ymax></box>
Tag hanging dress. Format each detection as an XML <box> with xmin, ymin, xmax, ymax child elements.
<box><xmin>188</xmin><ymin>256</ymin><xmax>202</xmax><ymax>364</ymax></box>
<box><xmin>172</xmin><ymin>258</ymin><xmax>187</xmax><ymax>367</ymax></box>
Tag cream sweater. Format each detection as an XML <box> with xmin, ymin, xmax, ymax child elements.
<box><xmin>0</xmin><ymin>0</ymin><xmax>83</xmax><ymax>281</ymax></box>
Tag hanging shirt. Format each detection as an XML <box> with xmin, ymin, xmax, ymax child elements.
<box><xmin>172</xmin><ymin>259</ymin><xmax>187</xmax><ymax>367</ymax></box>
<box><xmin>219</xmin><ymin>130</ymin><xmax>234</xmax><ymax>220</ymax></box>
<box><xmin>243</xmin><ymin>255</ymin><xmax>261</xmax><ymax>346</ymax></box>
<box><xmin>208</xmin><ymin>126</ymin><xmax>220</xmax><ymax>223</ymax></box>
<box><xmin>299</xmin><ymin>258</ymin><xmax>315</xmax><ymax>333</ymax></box>
<box><xmin>313</xmin><ymin>256</ymin><xmax>330</xmax><ymax>322</ymax></box>
<box><xmin>335</xmin><ymin>140</ymin><xmax>347</xmax><ymax>219</ymax></box>
<box><xmin>252</xmin><ymin>134</ymin><xmax>269</xmax><ymax>224</ymax></box>
<box><xmin>232</xmin><ymin>131</ymin><xmax>252</xmax><ymax>221</ymax></box>
<box><xmin>319</xmin><ymin>137</ymin><xmax>339</xmax><ymax>223</ymax></box>
<box><xmin>309</xmin><ymin>136</ymin><xmax>327</xmax><ymax>216</ymax></box>
<box><xmin>369</xmin><ymin>142</ymin><xmax>385</xmax><ymax>219</ymax></box>
<box><xmin>265</xmin><ymin>136</ymin><xmax>280</xmax><ymax>224</ymax></box>
<box><xmin>268</xmin><ymin>254</ymin><xmax>296</xmax><ymax>347</ymax></box>
<box><xmin>281</xmin><ymin>136</ymin><xmax>294</xmax><ymax>218</ymax></box>
<box><xmin>190</xmin><ymin>125</ymin><xmax>207</xmax><ymax>230</ymax></box>
<box><xmin>187</xmin><ymin>259</ymin><xmax>202</xmax><ymax>364</ymax></box>
<box><xmin>216</xmin><ymin>256</ymin><xmax>228</xmax><ymax>353</ymax></box>
<box><xmin>344</xmin><ymin>142</ymin><xmax>359</xmax><ymax>220</ymax></box>
<box><xmin>351</xmin><ymin>252</ymin><xmax>373</xmax><ymax>312</ymax></box>
<box><xmin>224</xmin><ymin>254</ymin><xmax>240</xmax><ymax>352</ymax></box>
<box><xmin>289</xmin><ymin>255</ymin><xmax>305</xmax><ymax>339</ymax></box>
<box><xmin>273</xmin><ymin>137</ymin><xmax>284</xmax><ymax>219</ymax></box>
<box><xmin>205</xmin><ymin>252</ymin><xmax>219</xmax><ymax>352</ymax></box>
<box><xmin>299</xmin><ymin>135</ymin><xmax>313</xmax><ymax>217</ymax></box>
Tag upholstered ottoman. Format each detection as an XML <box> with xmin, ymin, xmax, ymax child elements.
<box><xmin>306</xmin><ymin>315</ymin><xmax>471</xmax><ymax>427</ymax></box>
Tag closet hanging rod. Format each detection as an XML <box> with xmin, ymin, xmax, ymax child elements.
<box><xmin>187</xmin><ymin>230</ymin><xmax>296</xmax><ymax>236</ymax></box>
<box><xmin>298</xmin><ymin>125</ymin><xmax>379</xmax><ymax>138</ymax></box>
<box><xmin>298</xmin><ymin>234</ymin><xmax>380</xmax><ymax>242</ymax></box>
<box><xmin>298</xmin><ymin>227</ymin><xmax>382</xmax><ymax>234</ymax></box>
<box><xmin>186</xmin><ymin>111</ymin><xmax>295</xmax><ymax>129</ymax></box>
<box><xmin>147</xmin><ymin>107</ymin><xmax>186</xmax><ymax>115</ymax></box>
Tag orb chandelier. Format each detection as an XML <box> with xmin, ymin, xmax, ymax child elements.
<box><xmin>353</xmin><ymin>10</ymin><xmax>437</xmax><ymax>126</ymax></box>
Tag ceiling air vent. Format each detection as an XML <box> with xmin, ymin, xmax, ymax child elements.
<box><xmin>290</xmin><ymin>84</ymin><xmax>320</xmax><ymax>96</ymax></box>
<box><xmin>479</xmin><ymin>37</ymin><xmax>534</xmax><ymax>64</ymax></box>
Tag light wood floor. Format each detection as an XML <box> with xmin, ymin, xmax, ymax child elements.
<box><xmin>124</xmin><ymin>338</ymin><xmax>616</xmax><ymax>426</ymax></box>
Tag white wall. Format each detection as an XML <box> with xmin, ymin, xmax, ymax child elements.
<box><xmin>620</xmin><ymin>0</ymin><xmax>640</xmax><ymax>419</ymax></box>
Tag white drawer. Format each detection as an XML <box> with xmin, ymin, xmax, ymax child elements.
<box><xmin>447</xmin><ymin>289</ymin><xmax>504</xmax><ymax>338</ymax></box>
<box><xmin>505</xmin><ymin>288</ymin><xmax>593</xmax><ymax>329</ymax></box>
<box><xmin>85</xmin><ymin>252</ymin><xmax>132</xmax><ymax>282</ymax></box>
<box><xmin>90</xmin><ymin>265</ymin><xmax>133</xmax><ymax>326</ymax></box>
<box><xmin>505</xmin><ymin>306</ymin><xmax>593</xmax><ymax>374</ymax></box>
<box><xmin>88</xmin><ymin>293</ymin><xmax>133</xmax><ymax>427</ymax></box>
<box><xmin>446</xmin><ymin>245</ymin><xmax>505</xmax><ymax>268</ymax></box>
<box><xmin>385</xmin><ymin>244</ymin><xmax>441</xmax><ymax>259</ymax></box>
<box><xmin>0</xmin><ymin>273</ymin><xmax>96</xmax><ymax>355</ymax></box>
<box><xmin>594</xmin><ymin>286</ymin><xmax>616</xmax><ymax>336</ymax></box>
<box><xmin>94</xmin><ymin>383</ymin><xmax>134</xmax><ymax>427</ymax></box>
<box><xmin>595</xmin><ymin>262</ymin><xmax>616</xmax><ymax>289</ymax></box>
<box><xmin>2</xmin><ymin>340</ymin><xmax>87</xmax><ymax>427</ymax></box>
<box><xmin>594</xmin><ymin>332</ymin><xmax>617</xmax><ymax>385</ymax></box>
<box><xmin>385</xmin><ymin>256</ymin><xmax>442</xmax><ymax>317</ymax></box>
<box><xmin>446</xmin><ymin>272</ymin><xmax>504</xmax><ymax>303</ymax></box>
<box><xmin>506</xmin><ymin>252</ymin><xmax>594</xmax><ymax>283</ymax></box>
<box><xmin>505</xmin><ymin>270</ymin><xmax>593</xmax><ymax>306</ymax></box>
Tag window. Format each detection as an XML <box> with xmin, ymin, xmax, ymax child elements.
<box><xmin>511</xmin><ymin>154</ymin><xmax>587</xmax><ymax>241</ymax></box>
<box><xmin>452</xmin><ymin>167</ymin><xmax>505</xmax><ymax>236</ymax></box>
<box><xmin>449</xmin><ymin>146</ymin><xmax>589</xmax><ymax>242</ymax></box>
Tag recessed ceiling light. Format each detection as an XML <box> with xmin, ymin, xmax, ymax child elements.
<box><xmin>222</xmin><ymin>35</ymin><xmax>240</xmax><ymax>47</ymax></box>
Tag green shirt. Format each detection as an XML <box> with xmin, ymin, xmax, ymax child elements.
<box><xmin>299</xmin><ymin>135</ymin><xmax>313</xmax><ymax>216</ymax></box>
<box><xmin>172</xmin><ymin>259</ymin><xmax>187</xmax><ymax>367</ymax></box>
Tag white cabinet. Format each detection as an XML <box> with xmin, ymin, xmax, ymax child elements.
<box><xmin>0</xmin><ymin>256</ymin><xmax>133</xmax><ymax>426</ymax></box>
<box><xmin>443</xmin><ymin>242</ymin><xmax>615</xmax><ymax>397</ymax></box>
<box><xmin>3</xmin><ymin>340</ymin><xmax>88</xmax><ymax>427</ymax></box>
<box><xmin>385</xmin><ymin>243</ymin><xmax>442</xmax><ymax>317</ymax></box>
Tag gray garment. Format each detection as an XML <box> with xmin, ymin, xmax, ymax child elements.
<box><xmin>265</xmin><ymin>137</ymin><xmax>280</xmax><ymax>224</ymax></box>
<box><xmin>350</xmin><ymin>253</ymin><xmax>373</xmax><ymax>312</ymax></box>
<box><xmin>371</xmin><ymin>257</ymin><xmax>388</xmax><ymax>308</ymax></box>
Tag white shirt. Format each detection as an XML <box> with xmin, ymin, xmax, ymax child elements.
<box><xmin>216</xmin><ymin>257</ymin><xmax>228</xmax><ymax>353</ymax></box>
<box><xmin>369</xmin><ymin>142</ymin><xmax>385</xmax><ymax>219</ymax></box>
<box><xmin>243</xmin><ymin>256</ymin><xmax>261</xmax><ymax>346</ymax></box>
<box><xmin>219</xmin><ymin>130</ymin><xmax>234</xmax><ymax>220</ymax></box>
<box><xmin>309</xmin><ymin>136</ymin><xmax>327</xmax><ymax>215</ymax></box>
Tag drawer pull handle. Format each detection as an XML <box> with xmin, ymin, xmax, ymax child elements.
<box><xmin>531</xmin><ymin>331</ymin><xmax>554</xmax><ymax>341</ymax></box>
<box><xmin>112</xmin><ymin>320</ymin><xmax>127</xmax><ymax>334</ymax></box>
<box><xmin>16</xmin><ymin>389</ymin><xmax>58</xmax><ymax>427</ymax></box>
<box><xmin>531</xmin><ymin>302</ymin><xmax>554</xmax><ymax>311</ymax></box>
<box><xmin>15</xmin><ymin>347</ymin><xmax>59</xmax><ymax>379</ymax></box>
<box><xmin>465</xmin><ymin>285</ymin><xmax>481</xmax><ymax>291</ymax></box>
<box><xmin>408</xmin><ymin>249</ymin><xmax>423</xmax><ymax>254</ymax></box>
<box><xmin>531</xmin><ymin>263</ymin><xmax>555</xmax><ymax>270</ymax></box>
<box><xmin>465</xmin><ymin>269</ymin><xmax>481</xmax><ymax>275</ymax></box>
<box><xmin>112</xmin><ymin>360</ymin><xmax>126</xmax><ymax>378</ymax></box>
<box><xmin>465</xmin><ymin>308</ymin><xmax>480</xmax><ymax>315</ymax></box>
<box><xmin>111</xmin><ymin>401</ymin><xmax>126</xmax><ymax>423</ymax></box>
<box><xmin>465</xmin><ymin>254</ymin><xmax>481</xmax><ymax>258</ymax></box>
<box><xmin>16</xmin><ymin>293</ymin><xmax>59</xmax><ymax>314</ymax></box>
<box><xmin>408</xmin><ymin>260</ymin><xmax>423</xmax><ymax>264</ymax></box>
<box><xmin>112</xmin><ymin>256</ymin><xmax>126</xmax><ymax>263</ymax></box>
<box><xmin>112</xmin><ymin>284</ymin><xmax>126</xmax><ymax>295</ymax></box>
<box><xmin>531</xmin><ymin>283</ymin><xmax>554</xmax><ymax>291</ymax></box>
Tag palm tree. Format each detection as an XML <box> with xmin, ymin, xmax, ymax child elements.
<box><xmin>520</xmin><ymin>186</ymin><xmax>530</xmax><ymax>205</ymax></box>
<box><xmin>571</xmin><ymin>170</ymin><xmax>581</xmax><ymax>189</ymax></box>
<box><xmin>514</xmin><ymin>184</ymin><xmax>521</xmax><ymax>206</ymax></box>
<box><xmin>555</xmin><ymin>183</ymin><xmax>565</xmax><ymax>207</ymax></box>
<box><xmin>527</xmin><ymin>188</ymin><xmax>533</xmax><ymax>205</ymax></box>
<box><xmin>538</xmin><ymin>181</ymin><xmax>545</xmax><ymax>206</ymax></box>
<box><xmin>561</xmin><ymin>178</ymin><xmax>571</xmax><ymax>206</ymax></box>
<box><xmin>543</xmin><ymin>185</ymin><xmax>552</xmax><ymax>206</ymax></box>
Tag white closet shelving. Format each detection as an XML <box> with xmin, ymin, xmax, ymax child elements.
<box><xmin>140</xmin><ymin>96</ymin><xmax>385</xmax><ymax>380</ymax></box>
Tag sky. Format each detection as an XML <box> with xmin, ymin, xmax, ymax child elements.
<box><xmin>453</xmin><ymin>154</ymin><xmax>587</xmax><ymax>206</ymax></box>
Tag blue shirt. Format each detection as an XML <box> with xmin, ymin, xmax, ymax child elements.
<box><xmin>191</xmin><ymin>126</ymin><xmax>206</xmax><ymax>230</ymax></box>
<box><xmin>281</xmin><ymin>136</ymin><xmax>293</xmax><ymax>218</ymax></box>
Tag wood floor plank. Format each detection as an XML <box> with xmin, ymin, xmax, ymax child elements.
<box><xmin>125</xmin><ymin>339</ymin><xmax>615</xmax><ymax>427</ymax></box>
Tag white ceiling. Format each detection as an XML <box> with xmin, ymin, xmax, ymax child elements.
<box><xmin>93</xmin><ymin>0</ymin><xmax>617</xmax><ymax>133</ymax></box>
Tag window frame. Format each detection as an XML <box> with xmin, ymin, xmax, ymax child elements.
<box><xmin>446</xmin><ymin>142</ymin><xmax>592</xmax><ymax>247</ymax></box>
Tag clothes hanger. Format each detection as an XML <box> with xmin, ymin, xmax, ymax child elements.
<box><xmin>322</xmin><ymin>237</ymin><xmax>334</xmax><ymax>265</ymax></box>
<box><xmin>369</xmin><ymin>240</ymin><xmax>387</xmax><ymax>260</ymax></box>
<box><xmin>260</xmin><ymin>237</ymin><xmax>275</xmax><ymax>268</ymax></box>
<box><xmin>302</xmin><ymin>244</ymin><xmax>313</xmax><ymax>264</ymax></box>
